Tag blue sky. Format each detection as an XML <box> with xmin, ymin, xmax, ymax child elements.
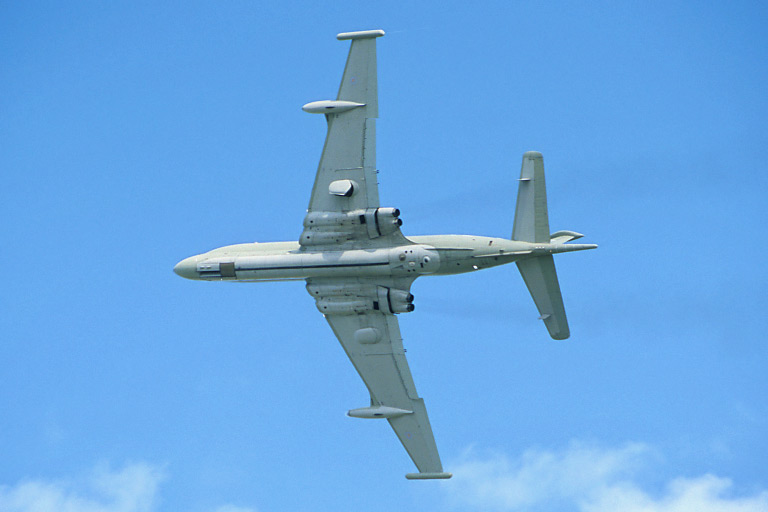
<box><xmin>2</xmin><ymin>2</ymin><xmax>767</xmax><ymax>511</ymax></box>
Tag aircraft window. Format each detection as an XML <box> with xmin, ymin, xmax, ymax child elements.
<box><xmin>399</xmin><ymin>254</ymin><xmax>406</xmax><ymax>261</ymax></box>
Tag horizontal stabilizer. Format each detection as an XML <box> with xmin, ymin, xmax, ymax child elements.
<box><xmin>512</xmin><ymin>151</ymin><xmax>550</xmax><ymax>243</ymax></box>
<box><xmin>516</xmin><ymin>255</ymin><xmax>569</xmax><ymax>340</ymax></box>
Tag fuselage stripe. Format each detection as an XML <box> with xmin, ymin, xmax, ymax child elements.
<box><xmin>235</xmin><ymin>261</ymin><xmax>389</xmax><ymax>272</ymax></box>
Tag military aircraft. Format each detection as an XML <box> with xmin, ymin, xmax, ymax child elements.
<box><xmin>174</xmin><ymin>29</ymin><xmax>596</xmax><ymax>480</ymax></box>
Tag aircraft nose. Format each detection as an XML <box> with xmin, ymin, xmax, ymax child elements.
<box><xmin>173</xmin><ymin>256</ymin><xmax>199</xmax><ymax>280</ymax></box>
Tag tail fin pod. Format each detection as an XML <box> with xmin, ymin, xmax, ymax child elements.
<box><xmin>512</xmin><ymin>151</ymin><xmax>550</xmax><ymax>243</ymax></box>
<box><xmin>512</xmin><ymin>151</ymin><xmax>570</xmax><ymax>339</ymax></box>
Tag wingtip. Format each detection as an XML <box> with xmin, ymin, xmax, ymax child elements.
<box><xmin>337</xmin><ymin>29</ymin><xmax>385</xmax><ymax>40</ymax></box>
<box><xmin>405</xmin><ymin>472</ymin><xmax>453</xmax><ymax>480</ymax></box>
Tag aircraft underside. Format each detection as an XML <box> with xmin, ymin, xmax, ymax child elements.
<box><xmin>174</xmin><ymin>29</ymin><xmax>595</xmax><ymax>479</ymax></box>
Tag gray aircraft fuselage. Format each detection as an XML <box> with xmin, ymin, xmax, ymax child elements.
<box><xmin>174</xmin><ymin>234</ymin><xmax>595</xmax><ymax>283</ymax></box>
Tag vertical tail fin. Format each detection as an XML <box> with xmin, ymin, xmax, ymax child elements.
<box><xmin>512</xmin><ymin>151</ymin><xmax>550</xmax><ymax>243</ymax></box>
<box><xmin>512</xmin><ymin>151</ymin><xmax>569</xmax><ymax>339</ymax></box>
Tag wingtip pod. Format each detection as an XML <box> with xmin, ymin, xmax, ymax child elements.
<box><xmin>405</xmin><ymin>472</ymin><xmax>453</xmax><ymax>480</ymax></box>
<box><xmin>337</xmin><ymin>29</ymin><xmax>385</xmax><ymax>40</ymax></box>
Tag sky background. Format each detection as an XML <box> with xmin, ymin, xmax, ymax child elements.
<box><xmin>2</xmin><ymin>2</ymin><xmax>767</xmax><ymax>511</ymax></box>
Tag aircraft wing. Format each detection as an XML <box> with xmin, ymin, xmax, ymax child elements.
<box><xmin>307</xmin><ymin>276</ymin><xmax>451</xmax><ymax>479</ymax></box>
<box><xmin>300</xmin><ymin>30</ymin><xmax>410</xmax><ymax>249</ymax></box>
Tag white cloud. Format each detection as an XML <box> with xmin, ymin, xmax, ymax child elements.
<box><xmin>445</xmin><ymin>441</ymin><xmax>768</xmax><ymax>512</ymax></box>
<box><xmin>585</xmin><ymin>474</ymin><xmax>768</xmax><ymax>512</ymax></box>
<box><xmin>0</xmin><ymin>462</ymin><xmax>166</xmax><ymax>512</ymax></box>
<box><xmin>0</xmin><ymin>463</ymin><xmax>258</xmax><ymax>512</ymax></box>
